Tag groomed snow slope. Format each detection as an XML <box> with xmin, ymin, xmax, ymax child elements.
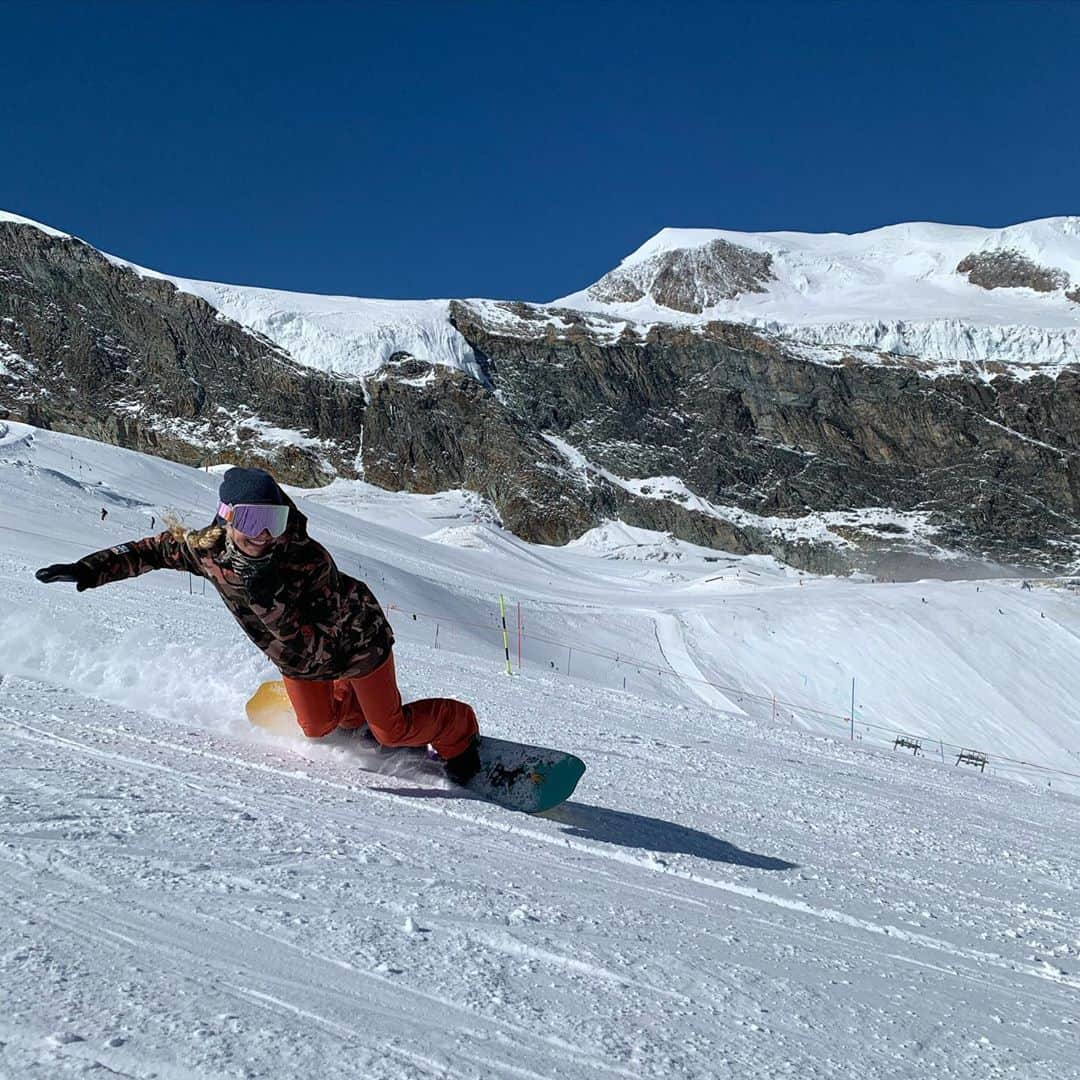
<box><xmin>2</xmin><ymin>424</ymin><xmax>1079</xmax><ymax>1078</ymax></box>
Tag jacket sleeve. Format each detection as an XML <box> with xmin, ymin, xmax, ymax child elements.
<box><xmin>75</xmin><ymin>532</ymin><xmax>204</xmax><ymax>590</ymax></box>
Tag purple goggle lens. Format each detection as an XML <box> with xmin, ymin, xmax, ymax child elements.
<box><xmin>218</xmin><ymin>502</ymin><xmax>290</xmax><ymax>538</ymax></box>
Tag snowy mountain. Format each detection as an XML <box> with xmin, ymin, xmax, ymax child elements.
<box><xmin>7</xmin><ymin>209</ymin><xmax>1079</xmax><ymax>384</ymax></box>
<box><xmin>0</xmin><ymin>210</ymin><xmax>483</xmax><ymax>382</ymax></box>
<box><xmin>3</xmin><ymin>209</ymin><xmax>1080</xmax><ymax>576</ymax></box>
<box><xmin>2</xmin><ymin>421</ymin><xmax>1079</xmax><ymax>1078</ymax></box>
<box><xmin>557</xmin><ymin>218</ymin><xmax>1080</xmax><ymax>378</ymax></box>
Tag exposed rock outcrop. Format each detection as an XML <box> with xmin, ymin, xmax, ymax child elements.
<box><xmin>957</xmin><ymin>249</ymin><xmax>1070</xmax><ymax>293</ymax></box>
<box><xmin>587</xmin><ymin>239</ymin><xmax>774</xmax><ymax>313</ymax></box>
<box><xmin>0</xmin><ymin>220</ymin><xmax>373</xmax><ymax>484</ymax></box>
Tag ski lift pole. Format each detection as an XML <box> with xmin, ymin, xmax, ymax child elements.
<box><xmin>499</xmin><ymin>594</ymin><xmax>512</xmax><ymax>675</ymax></box>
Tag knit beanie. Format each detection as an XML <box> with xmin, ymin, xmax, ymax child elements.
<box><xmin>218</xmin><ymin>467</ymin><xmax>285</xmax><ymax>507</ymax></box>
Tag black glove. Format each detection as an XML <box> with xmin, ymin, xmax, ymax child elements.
<box><xmin>35</xmin><ymin>563</ymin><xmax>91</xmax><ymax>590</ymax></box>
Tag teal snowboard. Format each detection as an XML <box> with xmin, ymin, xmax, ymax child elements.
<box><xmin>246</xmin><ymin>680</ymin><xmax>585</xmax><ymax>814</ymax></box>
<box><xmin>460</xmin><ymin>735</ymin><xmax>586</xmax><ymax>814</ymax></box>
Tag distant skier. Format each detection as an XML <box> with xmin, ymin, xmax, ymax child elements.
<box><xmin>35</xmin><ymin>467</ymin><xmax>482</xmax><ymax>782</ymax></box>
<box><xmin>100</xmin><ymin>507</ymin><xmax>108</xmax><ymax>521</ymax></box>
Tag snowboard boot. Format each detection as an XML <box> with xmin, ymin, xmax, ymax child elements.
<box><xmin>339</xmin><ymin>723</ymin><xmax>379</xmax><ymax>746</ymax></box>
<box><xmin>443</xmin><ymin>736</ymin><xmax>481</xmax><ymax>785</ymax></box>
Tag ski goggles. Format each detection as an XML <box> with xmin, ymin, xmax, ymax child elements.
<box><xmin>217</xmin><ymin>501</ymin><xmax>290</xmax><ymax>538</ymax></box>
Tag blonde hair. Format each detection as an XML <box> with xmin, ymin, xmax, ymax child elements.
<box><xmin>163</xmin><ymin>511</ymin><xmax>225</xmax><ymax>552</ymax></box>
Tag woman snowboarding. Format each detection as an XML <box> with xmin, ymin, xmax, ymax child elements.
<box><xmin>34</xmin><ymin>467</ymin><xmax>482</xmax><ymax>783</ymax></box>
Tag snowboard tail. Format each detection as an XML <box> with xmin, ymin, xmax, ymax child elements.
<box><xmin>245</xmin><ymin>678</ymin><xmax>300</xmax><ymax>735</ymax></box>
<box><xmin>245</xmin><ymin>680</ymin><xmax>584</xmax><ymax>814</ymax></box>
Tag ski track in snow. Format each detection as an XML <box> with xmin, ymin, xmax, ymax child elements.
<box><xmin>1</xmin><ymin>423</ymin><xmax>1080</xmax><ymax>1078</ymax></box>
<box><xmin>2</xmin><ymin>674</ymin><xmax>1079</xmax><ymax>1079</ymax></box>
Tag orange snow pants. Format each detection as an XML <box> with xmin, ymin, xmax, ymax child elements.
<box><xmin>281</xmin><ymin>652</ymin><xmax>478</xmax><ymax>760</ymax></box>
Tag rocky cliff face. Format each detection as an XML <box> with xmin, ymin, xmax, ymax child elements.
<box><xmin>0</xmin><ymin>223</ymin><xmax>603</xmax><ymax>544</ymax></box>
<box><xmin>2</xmin><ymin>218</ymin><xmax>1078</xmax><ymax>575</ymax></box>
<box><xmin>449</xmin><ymin>302</ymin><xmax>1080</xmax><ymax>573</ymax></box>
<box><xmin>0</xmin><ymin>221</ymin><xmax>369</xmax><ymax>484</ymax></box>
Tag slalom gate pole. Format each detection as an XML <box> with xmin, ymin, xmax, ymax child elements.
<box><xmin>517</xmin><ymin>601</ymin><xmax>522</xmax><ymax>671</ymax></box>
<box><xmin>499</xmin><ymin>594</ymin><xmax>512</xmax><ymax>675</ymax></box>
<box><xmin>850</xmin><ymin>678</ymin><xmax>856</xmax><ymax>740</ymax></box>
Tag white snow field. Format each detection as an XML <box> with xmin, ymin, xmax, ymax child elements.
<box><xmin>557</xmin><ymin>217</ymin><xmax>1080</xmax><ymax>378</ymax></box>
<box><xmin>2</xmin><ymin>421</ymin><xmax>1079</xmax><ymax>1079</ymax></box>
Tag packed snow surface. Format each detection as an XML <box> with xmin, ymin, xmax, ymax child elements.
<box><xmin>2</xmin><ymin>421</ymin><xmax>1079</xmax><ymax>1078</ymax></box>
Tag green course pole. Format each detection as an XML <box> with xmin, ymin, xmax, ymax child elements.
<box><xmin>499</xmin><ymin>594</ymin><xmax>512</xmax><ymax>675</ymax></box>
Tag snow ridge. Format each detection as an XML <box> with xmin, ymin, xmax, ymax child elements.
<box><xmin>159</xmin><ymin>281</ymin><xmax>485</xmax><ymax>382</ymax></box>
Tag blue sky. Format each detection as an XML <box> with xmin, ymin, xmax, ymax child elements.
<box><xmin>2</xmin><ymin>0</ymin><xmax>1077</xmax><ymax>300</ymax></box>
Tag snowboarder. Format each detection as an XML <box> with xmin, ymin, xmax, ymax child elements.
<box><xmin>35</xmin><ymin>467</ymin><xmax>482</xmax><ymax>782</ymax></box>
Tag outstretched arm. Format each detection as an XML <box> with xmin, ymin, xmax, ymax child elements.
<box><xmin>36</xmin><ymin>532</ymin><xmax>203</xmax><ymax>591</ymax></box>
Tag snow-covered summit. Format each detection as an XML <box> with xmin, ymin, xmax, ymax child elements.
<box><xmin>557</xmin><ymin>217</ymin><xmax>1080</xmax><ymax>374</ymax></box>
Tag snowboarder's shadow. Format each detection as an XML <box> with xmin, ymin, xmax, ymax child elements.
<box><xmin>369</xmin><ymin>785</ymin><xmax>796</xmax><ymax>870</ymax></box>
<box><xmin>541</xmin><ymin>802</ymin><xmax>798</xmax><ymax>871</ymax></box>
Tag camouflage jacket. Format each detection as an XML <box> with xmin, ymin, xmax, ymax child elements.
<box><xmin>75</xmin><ymin>497</ymin><xmax>394</xmax><ymax>680</ymax></box>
